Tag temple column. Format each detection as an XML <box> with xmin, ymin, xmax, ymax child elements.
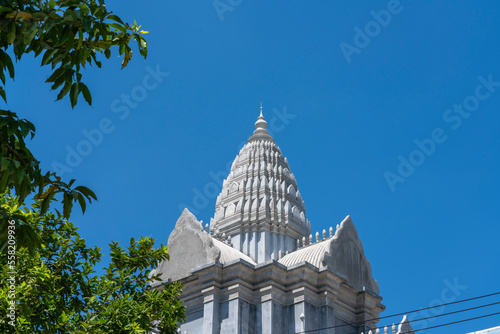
<box><xmin>202</xmin><ymin>287</ymin><xmax>220</xmax><ymax>334</ymax></box>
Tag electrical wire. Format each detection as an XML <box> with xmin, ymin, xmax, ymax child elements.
<box><xmin>301</xmin><ymin>310</ymin><xmax>500</xmax><ymax>334</ymax></box>
<box><xmin>296</xmin><ymin>290</ymin><xmax>500</xmax><ymax>334</ymax></box>
<box><xmin>399</xmin><ymin>311</ymin><xmax>500</xmax><ymax>334</ymax></box>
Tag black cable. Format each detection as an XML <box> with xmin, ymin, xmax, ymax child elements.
<box><xmin>411</xmin><ymin>300</ymin><xmax>500</xmax><ymax>322</ymax></box>
<box><xmin>304</xmin><ymin>310</ymin><xmax>500</xmax><ymax>334</ymax></box>
<box><xmin>296</xmin><ymin>290</ymin><xmax>500</xmax><ymax>334</ymax></box>
<box><xmin>401</xmin><ymin>310</ymin><xmax>500</xmax><ymax>334</ymax></box>
<box><xmin>358</xmin><ymin>301</ymin><xmax>500</xmax><ymax>334</ymax></box>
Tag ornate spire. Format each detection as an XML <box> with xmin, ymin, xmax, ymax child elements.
<box><xmin>210</xmin><ymin>103</ymin><xmax>310</xmax><ymax>262</ymax></box>
<box><xmin>249</xmin><ymin>103</ymin><xmax>274</xmax><ymax>143</ymax></box>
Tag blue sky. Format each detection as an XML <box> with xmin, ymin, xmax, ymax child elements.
<box><xmin>4</xmin><ymin>0</ymin><xmax>500</xmax><ymax>332</ymax></box>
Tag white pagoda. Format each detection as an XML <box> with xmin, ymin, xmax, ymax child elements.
<box><xmin>151</xmin><ymin>107</ymin><xmax>414</xmax><ymax>334</ymax></box>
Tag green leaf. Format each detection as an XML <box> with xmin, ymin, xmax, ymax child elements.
<box><xmin>56</xmin><ymin>27</ymin><xmax>72</xmax><ymax>47</ymax></box>
<box><xmin>0</xmin><ymin>87</ymin><xmax>6</xmax><ymax>103</ymax></box>
<box><xmin>79</xmin><ymin>82</ymin><xmax>92</xmax><ymax>106</ymax></box>
<box><xmin>77</xmin><ymin>29</ymin><xmax>84</xmax><ymax>50</ymax></box>
<box><xmin>76</xmin><ymin>192</ymin><xmax>87</xmax><ymax>214</ymax></box>
<box><xmin>135</xmin><ymin>35</ymin><xmax>148</xmax><ymax>58</ymax></box>
<box><xmin>0</xmin><ymin>7</ymin><xmax>13</xmax><ymax>15</ymax></box>
<box><xmin>62</xmin><ymin>192</ymin><xmax>74</xmax><ymax>218</ymax></box>
<box><xmin>0</xmin><ymin>157</ymin><xmax>8</xmax><ymax>171</ymax></box>
<box><xmin>22</xmin><ymin>223</ymin><xmax>42</xmax><ymax>257</ymax></box>
<box><xmin>79</xmin><ymin>4</ymin><xmax>90</xmax><ymax>15</ymax></box>
<box><xmin>19</xmin><ymin>120</ymin><xmax>30</xmax><ymax>137</ymax></box>
<box><xmin>56</xmin><ymin>81</ymin><xmax>72</xmax><ymax>101</ymax></box>
<box><xmin>0</xmin><ymin>50</ymin><xmax>14</xmax><ymax>79</ymax></box>
<box><xmin>41</xmin><ymin>49</ymin><xmax>58</xmax><ymax>66</ymax></box>
<box><xmin>46</xmin><ymin>66</ymin><xmax>66</xmax><ymax>83</ymax></box>
<box><xmin>7</xmin><ymin>22</ymin><xmax>16</xmax><ymax>44</ymax></box>
<box><xmin>51</xmin><ymin>72</ymin><xmax>67</xmax><ymax>91</ymax></box>
<box><xmin>24</xmin><ymin>25</ymin><xmax>38</xmax><ymax>45</ymax></box>
<box><xmin>40</xmin><ymin>195</ymin><xmax>51</xmax><ymax>215</ymax></box>
<box><xmin>74</xmin><ymin>186</ymin><xmax>97</xmax><ymax>201</ymax></box>
<box><xmin>108</xmin><ymin>23</ymin><xmax>127</xmax><ymax>33</ymax></box>
<box><xmin>0</xmin><ymin>170</ymin><xmax>9</xmax><ymax>191</ymax></box>
<box><xmin>107</xmin><ymin>14</ymin><xmax>125</xmax><ymax>25</ymax></box>
<box><xmin>121</xmin><ymin>46</ymin><xmax>132</xmax><ymax>69</ymax></box>
<box><xmin>0</xmin><ymin>69</ymin><xmax>5</xmax><ymax>85</ymax></box>
<box><xmin>70</xmin><ymin>82</ymin><xmax>79</xmax><ymax>108</ymax></box>
<box><xmin>64</xmin><ymin>30</ymin><xmax>76</xmax><ymax>55</ymax></box>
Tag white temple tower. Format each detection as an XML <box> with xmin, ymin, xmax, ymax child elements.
<box><xmin>210</xmin><ymin>105</ymin><xmax>310</xmax><ymax>263</ymax></box>
<box><xmin>151</xmin><ymin>107</ymin><xmax>414</xmax><ymax>334</ymax></box>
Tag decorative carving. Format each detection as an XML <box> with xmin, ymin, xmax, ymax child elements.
<box><xmin>229</xmin><ymin>182</ymin><xmax>239</xmax><ymax>194</ymax></box>
<box><xmin>300</xmin><ymin>211</ymin><xmax>305</xmax><ymax>222</ymax></box>
<box><xmin>225</xmin><ymin>203</ymin><xmax>236</xmax><ymax>216</ymax></box>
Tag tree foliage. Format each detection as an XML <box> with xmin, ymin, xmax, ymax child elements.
<box><xmin>0</xmin><ymin>0</ymin><xmax>148</xmax><ymax>252</ymax></box>
<box><xmin>0</xmin><ymin>0</ymin><xmax>148</xmax><ymax>105</ymax></box>
<box><xmin>0</xmin><ymin>193</ymin><xmax>185</xmax><ymax>333</ymax></box>
<box><xmin>0</xmin><ymin>2</ymin><xmax>185</xmax><ymax>332</ymax></box>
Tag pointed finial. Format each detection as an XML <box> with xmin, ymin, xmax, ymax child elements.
<box><xmin>248</xmin><ymin>102</ymin><xmax>274</xmax><ymax>143</ymax></box>
<box><xmin>255</xmin><ymin>108</ymin><xmax>267</xmax><ymax>130</ymax></box>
